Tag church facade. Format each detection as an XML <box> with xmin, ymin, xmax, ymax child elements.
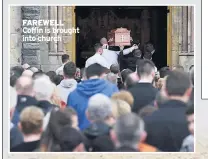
<box><xmin>10</xmin><ymin>6</ymin><xmax>194</xmax><ymax>71</ymax></box>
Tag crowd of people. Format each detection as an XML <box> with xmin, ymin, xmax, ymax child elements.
<box><xmin>10</xmin><ymin>41</ymin><xmax>194</xmax><ymax>152</ymax></box>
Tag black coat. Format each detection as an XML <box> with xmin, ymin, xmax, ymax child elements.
<box><xmin>128</xmin><ymin>83</ymin><xmax>158</xmax><ymax>113</ymax></box>
<box><xmin>144</xmin><ymin>100</ymin><xmax>190</xmax><ymax>152</ymax></box>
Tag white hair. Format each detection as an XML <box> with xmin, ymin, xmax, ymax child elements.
<box><xmin>34</xmin><ymin>75</ymin><xmax>54</xmax><ymax>101</ymax></box>
<box><xmin>87</xmin><ymin>94</ymin><xmax>112</xmax><ymax>121</ymax></box>
<box><xmin>10</xmin><ymin>86</ymin><xmax>17</xmax><ymax>108</ymax></box>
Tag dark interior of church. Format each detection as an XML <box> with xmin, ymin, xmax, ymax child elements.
<box><xmin>75</xmin><ymin>6</ymin><xmax>168</xmax><ymax>68</ymax></box>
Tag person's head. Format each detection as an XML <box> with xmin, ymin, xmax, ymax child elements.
<box><xmin>143</xmin><ymin>52</ymin><xmax>152</xmax><ymax>60</ymax></box>
<box><xmin>11</xmin><ymin>66</ymin><xmax>24</xmax><ymax>77</ymax></box>
<box><xmin>154</xmin><ymin>92</ymin><xmax>168</xmax><ymax>108</ymax></box>
<box><xmin>124</xmin><ymin>73</ymin><xmax>139</xmax><ymax>89</ymax></box>
<box><xmin>33</xmin><ymin>75</ymin><xmax>54</xmax><ymax>101</ymax></box>
<box><xmin>22</xmin><ymin>63</ymin><xmax>30</xmax><ymax>70</ymax></box>
<box><xmin>54</xmin><ymin>75</ymin><xmax>64</xmax><ymax>85</ymax></box>
<box><xmin>22</xmin><ymin>69</ymin><xmax>34</xmax><ymax>77</ymax></box>
<box><xmin>86</xmin><ymin>94</ymin><xmax>115</xmax><ymax>126</ymax></box>
<box><xmin>111</xmin><ymin>113</ymin><xmax>145</xmax><ymax>149</ymax></box>
<box><xmin>186</xmin><ymin>105</ymin><xmax>194</xmax><ymax>135</ymax></box>
<box><xmin>10</xmin><ymin>74</ymin><xmax>19</xmax><ymax>87</ymax></box>
<box><xmin>145</xmin><ymin>42</ymin><xmax>154</xmax><ymax>52</ymax></box>
<box><xmin>60</xmin><ymin>126</ymin><xmax>85</xmax><ymax>152</ymax></box>
<box><xmin>111</xmin><ymin>99</ymin><xmax>131</xmax><ymax>119</ymax></box>
<box><xmin>104</xmin><ymin>73</ymin><xmax>118</xmax><ymax>85</ymax></box>
<box><xmin>46</xmin><ymin>71</ymin><xmax>56</xmax><ymax>83</ymax></box>
<box><xmin>63</xmin><ymin>62</ymin><xmax>77</xmax><ymax>79</ymax></box>
<box><xmin>92</xmin><ymin>135</ymin><xmax>115</xmax><ymax>152</ymax></box>
<box><xmin>15</xmin><ymin>76</ymin><xmax>34</xmax><ymax>96</ymax></box>
<box><xmin>133</xmin><ymin>49</ymin><xmax>142</xmax><ymax>58</ymax></box>
<box><xmin>18</xmin><ymin>106</ymin><xmax>44</xmax><ymax>138</ymax></box>
<box><xmin>94</xmin><ymin>43</ymin><xmax>103</xmax><ymax>55</ymax></box>
<box><xmin>162</xmin><ymin>71</ymin><xmax>192</xmax><ymax>103</ymax></box>
<box><xmin>138</xmin><ymin>105</ymin><xmax>158</xmax><ymax>118</ymax></box>
<box><xmin>10</xmin><ymin>86</ymin><xmax>17</xmax><ymax>120</ymax></box>
<box><xmin>29</xmin><ymin>67</ymin><xmax>39</xmax><ymax>73</ymax></box>
<box><xmin>111</xmin><ymin>91</ymin><xmax>134</xmax><ymax>107</ymax></box>
<box><xmin>64</xmin><ymin>107</ymin><xmax>79</xmax><ymax>130</ymax></box>
<box><xmin>100</xmin><ymin>37</ymin><xmax>108</xmax><ymax>45</ymax></box>
<box><xmin>136</xmin><ymin>59</ymin><xmax>155</xmax><ymax>82</ymax></box>
<box><xmin>159</xmin><ymin>66</ymin><xmax>171</xmax><ymax>78</ymax></box>
<box><xmin>172</xmin><ymin>64</ymin><xmax>184</xmax><ymax>72</ymax></box>
<box><xmin>85</xmin><ymin>63</ymin><xmax>106</xmax><ymax>79</ymax></box>
<box><xmin>32</xmin><ymin>71</ymin><xmax>46</xmax><ymax>80</ymax></box>
<box><xmin>40</xmin><ymin>107</ymin><xmax>74</xmax><ymax>151</ymax></box>
<box><xmin>62</xmin><ymin>54</ymin><xmax>70</xmax><ymax>64</ymax></box>
<box><xmin>120</xmin><ymin>69</ymin><xmax>133</xmax><ymax>83</ymax></box>
<box><xmin>110</xmin><ymin>64</ymin><xmax>119</xmax><ymax>74</ymax></box>
<box><xmin>75</xmin><ymin>68</ymin><xmax>81</xmax><ymax>79</ymax></box>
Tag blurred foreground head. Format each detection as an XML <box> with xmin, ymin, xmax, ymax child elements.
<box><xmin>111</xmin><ymin>91</ymin><xmax>134</xmax><ymax>107</ymax></box>
<box><xmin>86</xmin><ymin>94</ymin><xmax>115</xmax><ymax>126</ymax></box>
<box><xmin>15</xmin><ymin>76</ymin><xmax>34</xmax><ymax>96</ymax></box>
<box><xmin>33</xmin><ymin>75</ymin><xmax>54</xmax><ymax>101</ymax></box>
<box><xmin>161</xmin><ymin>71</ymin><xmax>192</xmax><ymax>103</ymax></box>
<box><xmin>111</xmin><ymin>113</ymin><xmax>145</xmax><ymax>150</ymax></box>
<box><xmin>110</xmin><ymin>64</ymin><xmax>119</xmax><ymax>74</ymax></box>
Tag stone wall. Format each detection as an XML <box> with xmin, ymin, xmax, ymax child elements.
<box><xmin>10</xmin><ymin>6</ymin><xmax>22</xmax><ymax>67</ymax></box>
<box><xmin>171</xmin><ymin>6</ymin><xmax>194</xmax><ymax>71</ymax></box>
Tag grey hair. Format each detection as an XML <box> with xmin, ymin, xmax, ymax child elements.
<box><xmin>114</xmin><ymin>113</ymin><xmax>145</xmax><ymax>147</ymax></box>
<box><xmin>104</xmin><ymin>73</ymin><xmax>118</xmax><ymax>85</ymax></box>
<box><xmin>87</xmin><ymin>94</ymin><xmax>112</xmax><ymax>121</ymax></box>
<box><xmin>34</xmin><ymin>75</ymin><xmax>54</xmax><ymax>101</ymax></box>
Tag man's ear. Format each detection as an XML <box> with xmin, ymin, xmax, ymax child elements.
<box><xmin>140</xmin><ymin>131</ymin><xmax>147</xmax><ymax>142</ymax></box>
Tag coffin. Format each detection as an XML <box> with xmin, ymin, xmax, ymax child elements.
<box><xmin>107</xmin><ymin>28</ymin><xmax>131</xmax><ymax>46</ymax></box>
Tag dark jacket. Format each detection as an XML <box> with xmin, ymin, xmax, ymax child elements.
<box><xmin>67</xmin><ymin>79</ymin><xmax>118</xmax><ymax>130</ymax></box>
<box><xmin>152</xmin><ymin>50</ymin><xmax>165</xmax><ymax>69</ymax></box>
<box><xmin>144</xmin><ymin>100</ymin><xmax>190</xmax><ymax>152</ymax></box>
<box><xmin>10</xmin><ymin>123</ymin><xmax>23</xmax><ymax>149</ymax></box>
<box><xmin>12</xmin><ymin>95</ymin><xmax>38</xmax><ymax>126</ymax></box>
<box><xmin>128</xmin><ymin>83</ymin><xmax>158</xmax><ymax>113</ymax></box>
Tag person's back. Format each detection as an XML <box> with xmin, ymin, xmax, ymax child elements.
<box><xmin>56</xmin><ymin>54</ymin><xmax>70</xmax><ymax>75</ymax></box>
<box><xmin>144</xmin><ymin>71</ymin><xmax>192</xmax><ymax>152</ymax></box>
<box><xmin>128</xmin><ymin>59</ymin><xmax>158</xmax><ymax>113</ymax></box>
<box><xmin>67</xmin><ymin>64</ymin><xmax>118</xmax><ymax>130</ymax></box>
<box><xmin>57</xmin><ymin>62</ymin><xmax>77</xmax><ymax>103</ymax></box>
<box><xmin>12</xmin><ymin>76</ymin><xmax>38</xmax><ymax>126</ymax></box>
<box><xmin>85</xmin><ymin>43</ymin><xmax>110</xmax><ymax>69</ymax></box>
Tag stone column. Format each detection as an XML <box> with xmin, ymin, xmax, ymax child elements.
<box><xmin>171</xmin><ymin>6</ymin><xmax>183</xmax><ymax>67</ymax></box>
<box><xmin>21</xmin><ymin>6</ymin><xmax>41</xmax><ymax>67</ymax></box>
<box><xmin>178</xmin><ymin>6</ymin><xmax>194</xmax><ymax>71</ymax></box>
<box><xmin>10</xmin><ymin>6</ymin><xmax>22</xmax><ymax>66</ymax></box>
<box><xmin>57</xmin><ymin>6</ymin><xmax>64</xmax><ymax>53</ymax></box>
<box><xmin>182</xmin><ymin>7</ymin><xmax>188</xmax><ymax>52</ymax></box>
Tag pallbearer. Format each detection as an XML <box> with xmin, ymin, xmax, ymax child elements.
<box><xmin>101</xmin><ymin>28</ymin><xmax>138</xmax><ymax>67</ymax></box>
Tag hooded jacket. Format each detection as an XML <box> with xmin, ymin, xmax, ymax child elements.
<box><xmin>67</xmin><ymin>79</ymin><xmax>118</xmax><ymax>130</ymax></box>
<box><xmin>57</xmin><ymin>79</ymin><xmax>77</xmax><ymax>103</ymax></box>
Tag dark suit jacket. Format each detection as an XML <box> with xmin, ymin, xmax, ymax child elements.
<box><xmin>144</xmin><ymin>100</ymin><xmax>190</xmax><ymax>152</ymax></box>
<box><xmin>128</xmin><ymin>83</ymin><xmax>158</xmax><ymax>113</ymax></box>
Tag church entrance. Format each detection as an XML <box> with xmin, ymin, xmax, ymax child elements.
<box><xmin>75</xmin><ymin>6</ymin><xmax>168</xmax><ymax>69</ymax></box>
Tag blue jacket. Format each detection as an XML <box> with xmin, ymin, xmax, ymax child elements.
<box><xmin>67</xmin><ymin>79</ymin><xmax>118</xmax><ymax>130</ymax></box>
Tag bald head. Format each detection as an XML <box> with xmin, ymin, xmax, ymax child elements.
<box><xmin>100</xmin><ymin>37</ymin><xmax>108</xmax><ymax>45</ymax></box>
<box><xmin>15</xmin><ymin>76</ymin><xmax>34</xmax><ymax>96</ymax></box>
<box><xmin>22</xmin><ymin>70</ymin><xmax>33</xmax><ymax>77</ymax></box>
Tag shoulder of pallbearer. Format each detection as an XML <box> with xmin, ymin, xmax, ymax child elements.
<box><xmin>107</xmin><ymin>28</ymin><xmax>131</xmax><ymax>46</ymax></box>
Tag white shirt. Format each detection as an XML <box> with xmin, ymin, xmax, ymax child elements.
<box><xmin>102</xmin><ymin>46</ymin><xmax>134</xmax><ymax>66</ymax></box>
<box><xmin>56</xmin><ymin>64</ymin><xmax>64</xmax><ymax>75</ymax></box>
<box><xmin>85</xmin><ymin>53</ymin><xmax>110</xmax><ymax>69</ymax></box>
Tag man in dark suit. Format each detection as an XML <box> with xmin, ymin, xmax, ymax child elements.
<box><xmin>144</xmin><ymin>71</ymin><xmax>192</xmax><ymax>152</ymax></box>
<box><xmin>128</xmin><ymin>59</ymin><xmax>158</xmax><ymax>113</ymax></box>
<box><xmin>145</xmin><ymin>42</ymin><xmax>162</xmax><ymax>69</ymax></box>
